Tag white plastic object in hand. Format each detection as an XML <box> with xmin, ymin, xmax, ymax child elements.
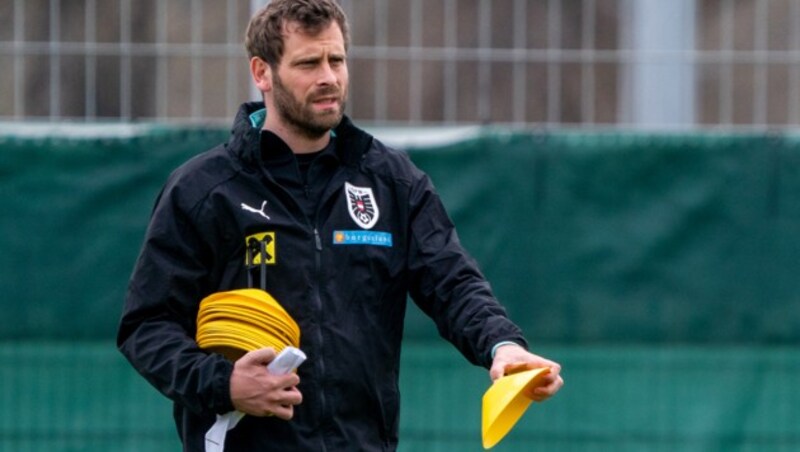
<box><xmin>266</xmin><ymin>346</ymin><xmax>307</xmax><ymax>375</ymax></box>
<box><xmin>205</xmin><ymin>347</ymin><xmax>307</xmax><ymax>452</ymax></box>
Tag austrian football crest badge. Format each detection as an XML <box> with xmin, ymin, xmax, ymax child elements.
<box><xmin>344</xmin><ymin>182</ymin><xmax>380</xmax><ymax>229</ymax></box>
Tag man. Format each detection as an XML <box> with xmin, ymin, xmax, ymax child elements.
<box><xmin>117</xmin><ymin>1</ymin><xmax>563</xmax><ymax>450</ymax></box>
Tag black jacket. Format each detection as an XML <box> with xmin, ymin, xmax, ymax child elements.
<box><xmin>117</xmin><ymin>102</ymin><xmax>528</xmax><ymax>451</ymax></box>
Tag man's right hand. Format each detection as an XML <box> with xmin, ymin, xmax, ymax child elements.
<box><xmin>229</xmin><ymin>347</ymin><xmax>303</xmax><ymax>420</ymax></box>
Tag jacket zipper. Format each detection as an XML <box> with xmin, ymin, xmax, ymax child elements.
<box><xmin>255</xmin><ymin>170</ymin><xmax>330</xmax><ymax>448</ymax></box>
<box><xmin>313</xmin><ymin>227</ymin><xmax>328</xmax><ymax>451</ymax></box>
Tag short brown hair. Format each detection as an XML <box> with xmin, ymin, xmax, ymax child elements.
<box><xmin>245</xmin><ymin>0</ymin><xmax>350</xmax><ymax>67</ymax></box>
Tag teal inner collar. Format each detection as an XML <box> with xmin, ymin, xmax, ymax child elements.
<box><xmin>248</xmin><ymin>107</ymin><xmax>336</xmax><ymax>137</ymax></box>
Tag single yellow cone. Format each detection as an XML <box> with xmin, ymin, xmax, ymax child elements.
<box><xmin>481</xmin><ymin>367</ymin><xmax>551</xmax><ymax>449</ymax></box>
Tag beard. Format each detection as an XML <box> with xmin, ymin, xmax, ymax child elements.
<box><xmin>272</xmin><ymin>72</ymin><xmax>347</xmax><ymax>139</ymax></box>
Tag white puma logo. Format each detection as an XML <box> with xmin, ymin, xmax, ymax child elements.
<box><xmin>241</xmin><ymin>200</ymin><xmax>271</xmax><ymax>220</ymax></box>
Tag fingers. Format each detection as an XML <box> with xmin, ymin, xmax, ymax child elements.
<box><xmin>267</xmin><ymin>386</ymin><xmax>303</xmax><ymax>420</ymax></box>
<box><xmin>489</xmin><ymin>360</ymin><xmax>532</xmax><ymax>381</ymax></box>
<box><xmin>239</xmin><ymin>347</ymin><xmax>277</xmax><ymax>366</ymax></box>
<box><xmin>489</xmin><ymin>358</ymin><xmax>551</xmax><ymax>381</ymax></box>
<box><xmin>525</xmin><ymin>365</ymin><xmax>564</xmax><ymax>402</ymax></box>
<box><xmin>276</xmin><ymin>372</ymin><xmax>301</xmax><ymax>388</ymax></box>
<box><xmin>490</xmin><ymin>344</ymin><xmax>549</xmax><ymax>380</ymax></box>
<box><xmin>230</xmin><ymin>348</ymin><xmax>304</xmax><ymax>418</ymax></box>
<box><xmin>254</xmin><ymin>377</ymin><xmax>302</xmax><ymax>418</ymax></box>
<box><xmin>231</xmin><ymin>373</ymin><xmax>303</xmax><ymax>418</ymax></box>
<box><xmin>504</xmin><ymin>362</ymin><xmax>537</xmax><ymax>375</ymax></box>
<box><xmin>489</xmin><ymin>363</ymin><xmax>506</xmax><ymax>381</ymax></box>
<box><xmin>489</xmin><ymin>346</ymin><xmax>564</xmax><ymax>402</ymax></box>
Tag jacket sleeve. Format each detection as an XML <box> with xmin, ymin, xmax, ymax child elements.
<box><xmin>116</xmin><ymin>182</ymin><xmax>235</xmax><ymax>415</ymax></box>
<box><xmin>406</xmin><ymin>172</ymin><xmax>529</xmax><ymax>368</ymax></box>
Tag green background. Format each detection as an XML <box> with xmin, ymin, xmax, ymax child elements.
<box><xmin>1</xmin><ymin>125</ymin><xmax>798</xmax><ymax>451</ymax></box>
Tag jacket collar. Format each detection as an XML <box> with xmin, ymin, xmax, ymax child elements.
<box><xmin>227</xmin><ymin>102</ymin><xmax>373</xmax><ymax>170</ymax></box>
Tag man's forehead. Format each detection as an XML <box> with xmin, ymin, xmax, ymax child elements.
<box><xmin>281</xmin><ymin>20</ymin><xmax>343</xmax><ymax>42</ymax></box>
<box><xmin>281</xmin><ymin>21</ymin><xmax>346</xmax><ymax>56</ymax></box>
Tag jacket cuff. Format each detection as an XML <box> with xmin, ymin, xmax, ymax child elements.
<box><xmin>210</xmin><ymin>359</ymin><xmax>236</xmax><ymax>414</ymax></box>
<box><xmin>490</xmin><ymin>341</ymin><xmax>522</xmax><ymax>359</ymax></box>
<box><xmin>483</xmin><ymin>334</ymin><xmax>529</xmax><ymax>367</ymax></box>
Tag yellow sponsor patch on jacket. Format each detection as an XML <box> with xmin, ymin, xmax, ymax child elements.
<box><xmin>245</xmin><ymin>232</ymin><xmax>276</xmax><ymax>265</ymax></box>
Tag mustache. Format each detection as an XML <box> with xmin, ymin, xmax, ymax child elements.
<box><xmin>310</xmin><ymin>86</ymin><xmax>342</xmax><ymax>100</ymax></box>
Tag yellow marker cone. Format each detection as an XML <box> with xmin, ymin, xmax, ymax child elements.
<box><xmin>481</xmin><ymin>367</ymin><xmax>551</xmax><ymax>449</ymax></box>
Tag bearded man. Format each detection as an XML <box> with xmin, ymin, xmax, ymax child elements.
<box><xmin>117</xmin><ymin>1</ymin><xmax>563</xmax><ymax>450</ymax></box>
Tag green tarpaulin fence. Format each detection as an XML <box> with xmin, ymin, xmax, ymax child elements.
<box><xmin>2</xmin><ymin>341</ymin><xmax>797</xmax><ymax>452</ymax></box>
<box><xmin>1</xmin><ymin>125</ymin><xmax>798</xmax><ymax>451</ymax></box>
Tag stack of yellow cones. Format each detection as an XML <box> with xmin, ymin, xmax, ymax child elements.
<box><xmin>196</xmin><ymin>288</ymin><xmax>300</xmax><ymax>361</ymax></box>
<box><xmin>481</xmin><ymin>366</ymin><xmax>551</xmax><ymax>449</ymax></box>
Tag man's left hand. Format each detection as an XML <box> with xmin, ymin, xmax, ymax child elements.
<box><xmin>489</xmin><ymin>344</ymin><xmax>564</xmax><ymax>402</ymax></box>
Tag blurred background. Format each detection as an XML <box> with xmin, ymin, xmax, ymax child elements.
<box><xmin>4</xmin><ymin>0</ymin><xmax>800</xmax><ymax>129</ymax></box>
<box><xmin>1</xmin><ymin>1</ymin><xmax>799</xmax><ymax>451</ymax></box>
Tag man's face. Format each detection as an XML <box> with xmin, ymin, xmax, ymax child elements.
<box><xmin>271</xmin><ymin>21</ymin><xmax>348</xmax><ymax>139</ymax></box>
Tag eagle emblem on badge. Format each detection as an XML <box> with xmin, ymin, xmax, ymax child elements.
<box><xmin>345</xmin><ymin>182</ymin><xmax>380</xmax><ymax>229</ymax></box>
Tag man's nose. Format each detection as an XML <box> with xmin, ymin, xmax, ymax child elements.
<box><xmin>317</xmin><ymin>61</ymin><xmax>337</xmax><ymax>85</ymax></box>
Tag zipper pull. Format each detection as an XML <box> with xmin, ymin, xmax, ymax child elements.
<box><xmin>314</xmin><ymin>228</ymin><xmax>322</xmax><ymax>251</ymax></box>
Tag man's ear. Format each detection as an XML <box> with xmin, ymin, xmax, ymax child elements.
<box><xmin>250</xmin><ymin>57</ymin><xmax>272</xmax><ymax>93</ymax></box>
